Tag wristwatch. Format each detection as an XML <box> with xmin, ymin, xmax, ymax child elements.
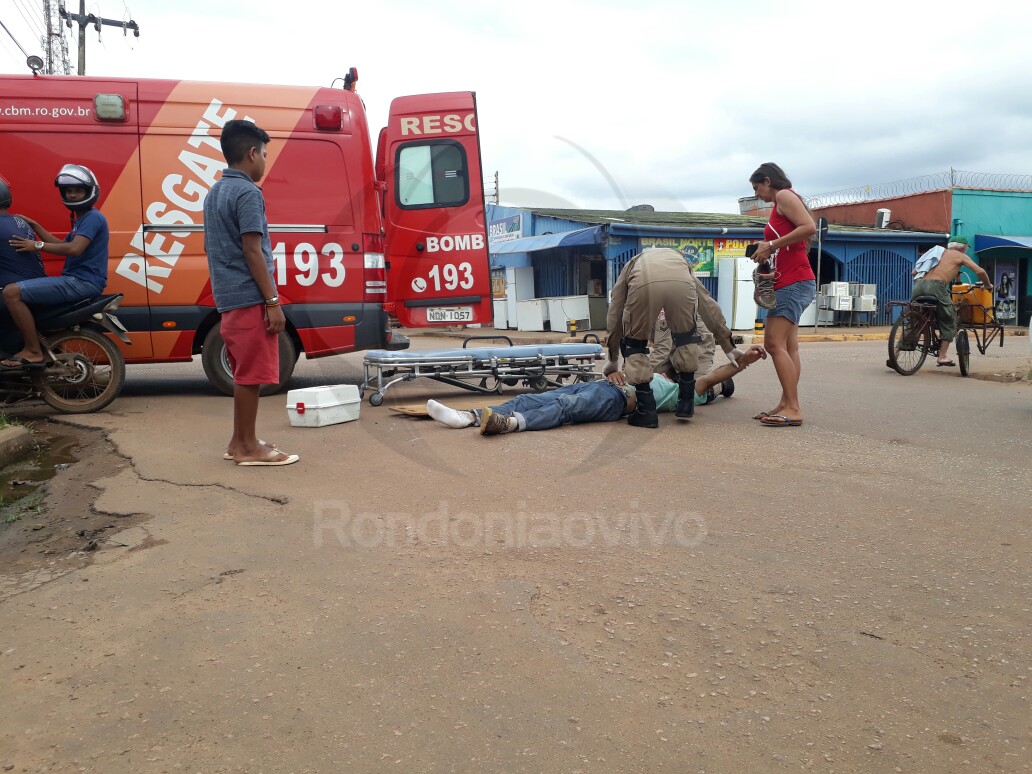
<box><xmin>34</xmin><ymin>240</ymin><xmax>44</xmax><ymax>250</ymax></box>
<box><xmin>264</xmin><ymin>295</ymin><xmax>280</xmax><ymax>305</ymax></box>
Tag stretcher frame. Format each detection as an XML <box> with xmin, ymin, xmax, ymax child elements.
<box><xmin>360</xmin><ymin>335</ymin><xmax>603</xmax><ymax>405</ymax></box>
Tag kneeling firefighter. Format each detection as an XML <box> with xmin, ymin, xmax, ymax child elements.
<box><xmin>604</xmin><ymin>248</ymin><xmax>744</xmax><ymax>428</ymax></box>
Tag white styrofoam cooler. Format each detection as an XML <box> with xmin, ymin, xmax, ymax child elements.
<box><xmin>286</xmin><ymin>385</ymin><xmax>361</xmax><ymax>427</ymax></box>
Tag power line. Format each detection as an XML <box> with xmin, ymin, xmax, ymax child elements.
<box><xmin>12</xmin><ymin>0</ymin><xmax>47</xmax><ymax>40</ymax></box>
<box><xmin>58</xmin><ymin>0</ymin><xmax>139</xmax><ymax>75</ymax></box>
<box><xmin>0</xmin><ymin>18</ymin><xmax>33</xmax><ymax>59</ymax></box>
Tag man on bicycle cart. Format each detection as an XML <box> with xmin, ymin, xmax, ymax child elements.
<box><xmin>910</xmin><ymin>236</ymin><xmax>992</xmax><ymax>368</ymax></box>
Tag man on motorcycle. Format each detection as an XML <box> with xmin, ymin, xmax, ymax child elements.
<box><xmin>2</xmin><ymin>164</ymin><xmax>109</xmax><ymax>369</ymax></box>
<box><xmin>0</xmin><ymin>178</ymin><xmax>47</xmax><ymax>357</ymax></box>
<box><xmin>0</xmin><ymin>178</ymin><xmax>45</xmax><ymax>290</ymax></box>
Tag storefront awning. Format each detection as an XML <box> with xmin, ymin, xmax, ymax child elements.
<box><xmin>974</xmin><ymin>234</ymin><xmax>1032</xmax><ymax>256</ymax></box>
<box><xmin>489</xmin><ymin>225</ymin><xmax>602</xmax><ymax>255</ymax></box>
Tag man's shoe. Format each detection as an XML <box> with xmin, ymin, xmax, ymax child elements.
<box><xmin>721</xmin><ymin>378</ymin><xmax>735</xmax><ymax>399</ymax></box>
<box><xmin>753</xmin><ymin>265</ymin><xmax>777</xmax><ymax>310</ymax></box>
<box><xmin>480</xmin><ymin>406</ymin><xmax>516</xmax><ymax>435</ymax></box>
<box><xmin>627</xmin><ymin>384</ymin><xmax>659</xmax><ymax>428</ymax></box>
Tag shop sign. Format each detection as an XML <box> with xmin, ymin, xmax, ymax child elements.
<box><xmin>488</xmin><ymin>214</ymin><xmax>522</xmax><ymax>244</ymax></box>
<box><xmin>994</xmin><ymin>262</ymin><xmax>1018</xmax><ymax>322</ymax></box>
<box><xmin>640</xmin><ymin>237</ymin><xmax>715</xmax><ymax>277</ymax></box>
<box><xmin>714</xmin><ymin>238</ymin><xmax>760</xmax><ymax>259</ymax></box>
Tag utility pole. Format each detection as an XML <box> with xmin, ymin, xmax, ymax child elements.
<box><xmin>58</xmin><ymin>1</ymin><xmax>139</xmax><ymax>76</ymax></box>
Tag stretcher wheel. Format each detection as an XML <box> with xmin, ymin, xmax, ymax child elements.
<box><xmin>529</xmin><ymin>376</ymin><xmax>549</xmax><ymax>392</ymax></box>
<box><xmin>369</xmin><ymin>391</ymin><xmax>384</xmax><ymax>406</ymax></box>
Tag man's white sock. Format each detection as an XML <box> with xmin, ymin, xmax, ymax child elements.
<box><xmin>427</xmin><ymin>400</ymin><xmax>476</xmax><ymax>428</ymax></box>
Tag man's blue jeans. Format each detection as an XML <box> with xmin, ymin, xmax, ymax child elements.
<box><xmin>490</xmin><ymin>380</ymin><xmax>627</xmax><ymax>431</ymax></box>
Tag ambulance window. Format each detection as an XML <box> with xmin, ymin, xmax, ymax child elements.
<box><xmin>396</xmin><ymin>141</ymin><xmax>468</xmax><ymax>209</ymax></box>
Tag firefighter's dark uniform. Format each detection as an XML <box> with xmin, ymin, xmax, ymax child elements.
<box><xmin>606</xmin><ymin>248</ymin><xmax>734</xmax><ymax>426</ymax></box>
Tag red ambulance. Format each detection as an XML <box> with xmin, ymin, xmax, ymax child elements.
<box><xmin>0</xmin><ymin>70</ymin><xmax>493</xmax><ymax>393</ymax></box>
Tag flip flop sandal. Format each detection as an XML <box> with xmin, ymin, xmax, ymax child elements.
<box><xmin>752</xmin><ymin>411</ymin><xmax>771</xmax><ymax>421</ymax></box>
<box><xmin>235</xmin><ymin>450</ymin><xmax>300</xmax><ymax>467</ymax></box>
<box><xmin>760</xmin><ymin>414</ymin><xmax>803</xmax><ymax>427</ymax></box>
<box><xmin>223</xmin><ymin>440</ymin><xmax>276</xmax><ymax>460</ymax></box>
<box><xmin>0</xmin><ymin>356</ymin><xmax>47</xmax><ymax>370</ymax></box>
<box><xmin>936</xmin><ymin>359</ymin><xmax>956</xmax><ymax>367</ymax></box>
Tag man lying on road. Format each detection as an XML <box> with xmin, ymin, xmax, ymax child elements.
<box><xmin>427</xmin><ymin>345</ymin><xmax>767</xmax><ymax>435</ymax></box>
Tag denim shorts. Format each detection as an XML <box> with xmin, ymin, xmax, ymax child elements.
<box><xmin>768</xmin><ymin>280</ymin><xmax>816</xmax><ymax>325</ymax></box>
<box><xmin>16</xmin><ymin>275</ymin><xmax>101</xmax><ymax>307</ymax></box>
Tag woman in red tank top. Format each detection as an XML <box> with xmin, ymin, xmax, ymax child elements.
<box><xmin>748</xmin><ymin>162</ymin><xmax>817</xmax><ymax>427</ymax></box>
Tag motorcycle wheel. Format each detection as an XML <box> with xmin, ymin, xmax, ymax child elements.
<box><xmin>37</xmin><ymin>328</ymin><xmax>126</xmax><ymax>413</ymax></box>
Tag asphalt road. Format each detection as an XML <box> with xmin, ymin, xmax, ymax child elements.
<box><xmin>2</xmin><ymin>336</ymin><xmax>1030</xmax><ymax>773</ymax></box>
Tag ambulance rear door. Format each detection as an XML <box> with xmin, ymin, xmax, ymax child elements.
<box><xmin>379</xmin><ymin>92</ymin><xmax>492</xmax><ymax>328</ymax></box>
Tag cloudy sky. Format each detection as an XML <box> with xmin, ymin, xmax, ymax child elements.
<box><xmin>2</xmin><ymin>0</ymin><xmax>1030</xmax><ymax>213</ymax></box>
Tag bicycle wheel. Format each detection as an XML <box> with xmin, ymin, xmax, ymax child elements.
<box><xmin>888</xmin><ymin>311</ymin><xmax>930</xmax><ymax>375</ymax></box>
<box><xmin>956</xmin><ymin>330</ymin><xmax>970</xmax><ymax>377</ymax></box>
<box><xmin>37</xmin><ymin>328</ymin><xmax>126</xmax><ymax>413</ymax></box>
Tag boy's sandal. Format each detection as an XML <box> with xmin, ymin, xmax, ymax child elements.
<box><xmin>223</xmin><ymin>440</ymin><xmax>276</xmax><ymax>460</ymax></box>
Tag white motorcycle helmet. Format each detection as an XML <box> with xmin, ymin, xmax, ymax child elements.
<box><xmin>55</xmin><ymin>163</ymin><xmax>100</xmax><ymax>212</ymax></box>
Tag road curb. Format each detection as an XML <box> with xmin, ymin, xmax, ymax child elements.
<box><xmin>753</xmin><ymin>332</ymin><xmax>890</xmax><ymax>343</ymax></box>
<box><xmin>408</xmin><ymin>329</ymin><xmax>893</xmax><ymax>346</ymax></box>
<box><xmin>0</xmin><ymin>425</ymin><xmax>34</xmax><ymax>468</ymax></box>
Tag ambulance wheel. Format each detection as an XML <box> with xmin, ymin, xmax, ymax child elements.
<box><xmin>529</xmin><ymin>376</ymin><xmax>549</xmax><ymax>392</ymax></box>
<box><xmin>202</xmin><ymin>323</ymin><xmax>297</xmax><ymax>397</ymax></box>
<box><xmin>369</xmin><ymin>392</ymin><xmax>384</xmax><ymax>406</ymax></box>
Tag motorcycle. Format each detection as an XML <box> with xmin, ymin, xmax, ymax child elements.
<box><xmin>0</xmin><ymin>294</ymin><xmax>131</xmax><ymax>414</ymax></box>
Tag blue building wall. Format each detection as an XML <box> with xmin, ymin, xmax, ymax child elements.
<box><xmin>952</xmin><ymin>190</ymin><xmax>1032</xmax><ymax>243</ymax></box>
<box><xmin>486</xmin><ymin>204</ymin><xmax>532</xmax><ymax>268</ymax></box>
<box><xmin>952</xmin><ymin>189</ymin><xmax>1032</xmax><ymax>298</ymax></box>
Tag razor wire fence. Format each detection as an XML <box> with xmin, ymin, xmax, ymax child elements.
<box><xmin>805</xmin><ymin>169</ymin><xmax>1032</xmax><ymax>209</ymax></box>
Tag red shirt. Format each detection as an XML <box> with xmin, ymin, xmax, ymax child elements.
<box><xmin>764</xmin><ymin>189</ymin><xmax>815</xmax><ymax>289</ymax></box>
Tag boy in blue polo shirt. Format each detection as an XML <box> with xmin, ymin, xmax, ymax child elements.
<box><xmin>205</xmin><ymin>119</ymin><xmax>299</xmax><ymax>467</ymax></box>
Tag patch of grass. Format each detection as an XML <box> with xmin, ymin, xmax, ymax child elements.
<box><xmin>1</xmin><ymin>492</ymin><xmax>45</xmax><ymax>525</ymax></box>
<box><xmin>0</xmin><ymin>412</ymin><xmax>13</xmax><ymax>429</ymax></box>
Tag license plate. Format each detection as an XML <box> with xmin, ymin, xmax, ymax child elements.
<box><xmin>426</xmin><ymin>306</ymin><xmax>473</xmax><ymax>323</ymax></box>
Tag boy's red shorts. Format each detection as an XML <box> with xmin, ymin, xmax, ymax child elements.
<box><xmin>220</xmin><ymin>304</ymin><xmax>279</xmax><ymax>385</ymax></box>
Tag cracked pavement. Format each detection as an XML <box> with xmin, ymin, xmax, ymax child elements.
<box><xmin>1</xmin><ymin>336</ymin><xmax>1030</xmax><ymax>772</ymax></box>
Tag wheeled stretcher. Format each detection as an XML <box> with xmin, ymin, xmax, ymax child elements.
<box><xmin>360</xmin><ymin>336</ymin><xmax>604</xmax><ymax>405</ymax></box>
